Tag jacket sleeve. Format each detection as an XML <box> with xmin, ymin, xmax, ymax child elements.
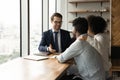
<box><xmin>38</xmin><ymin>32</ymin><xmax>48</xmax><ymax>52</ymax></box>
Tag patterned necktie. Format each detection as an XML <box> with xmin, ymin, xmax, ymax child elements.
<box><xmin>54</xmin><ymin>32</ymin><xmax>59</xmax><ymax>52</ymax></box>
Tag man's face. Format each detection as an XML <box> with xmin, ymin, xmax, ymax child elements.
<box><xmin>51</xmin><ymin>16</ymin><xmax>62</xmax><ymax>31</ymax></box>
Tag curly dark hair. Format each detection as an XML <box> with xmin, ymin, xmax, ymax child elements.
<box><xmin>87</xmin><ymin>15</ymin><xmax>107</xmax><ymax>34</ymax></box>
<box><xmin>72</xmin><ymin>17</ymin><xmax>88</xmax><ymax>34</ymax></box>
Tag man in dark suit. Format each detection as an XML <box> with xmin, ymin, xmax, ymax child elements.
<box><xmin>38</xmin><ymin>12</ymin><xmax>73</xmax><ymax>54</ymax></box>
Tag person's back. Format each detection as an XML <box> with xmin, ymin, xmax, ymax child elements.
<box><xmin>73</xmin><ymin>39</ymin><xmax>105</xmax><ymax>80</ymax></box>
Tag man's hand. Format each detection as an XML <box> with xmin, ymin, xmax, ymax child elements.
<box><xmin>79</xmin><ymin>35</ymin><xmax>87</xmax><ymax>41</ymax></box>
<box><xmin>48</xmin><ymin>44</ymin><xmax>56</xmax><ymax>53</ymax></box>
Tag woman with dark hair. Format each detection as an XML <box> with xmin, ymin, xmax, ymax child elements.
<box><xmin>87</xmin><ymin>15</ymin><xmax>112</xmax><ymax>80</ymax></box>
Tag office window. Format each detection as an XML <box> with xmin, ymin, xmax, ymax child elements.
<box><xmin>0</xmin><ymin>0</ymin><xmax>20</xmax><ymax>64</ymax></box>
<box><xmin>30</xmin><ymin>0</ymin><xmax>56</xmax><ymax>54</ymax></box>
<box><xmin>30</xmin><ymin>0</ymin><xmax>42</xmax><ymax>54</ymax></box>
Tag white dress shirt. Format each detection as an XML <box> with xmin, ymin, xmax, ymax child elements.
<box><xmin>56</xmin><ymin>37</ymin><xmax>105</xmax><ymax>80</ymax></box>
<box><xmin>52</xmin><ymin>29</ymin><xmax>62</xmax><ymax>53</ymax></box>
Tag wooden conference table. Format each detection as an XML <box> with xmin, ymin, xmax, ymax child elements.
<box><xmin>0</xmin><ymin>54</ymin><xmax>71</xmax><ymax>80</ymax></box>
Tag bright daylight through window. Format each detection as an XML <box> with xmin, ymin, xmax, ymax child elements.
<box><xmin>30</xmin><ymin>0</ymin><xmax>55</xmax><ymax>54</ymax></box>
<box><xmin>0</xmin><ymin>0</ymin><xmax>20</xmax><ymax>64</ymax></box>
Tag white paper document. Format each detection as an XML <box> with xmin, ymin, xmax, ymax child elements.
<box><xmin>23</xmin><ymin>55</ymin><xmax>49</xmax><ymax>61</ymax></box>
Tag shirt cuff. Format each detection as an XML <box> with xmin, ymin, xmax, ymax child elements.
<box><xmin>47</xmin><ymin>47</ymin><xmax>49</xmax><ymax>51</ymax></box>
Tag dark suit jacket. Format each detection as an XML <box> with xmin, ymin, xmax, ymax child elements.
<box><xmin>38</xmin><ymin>29</ymin><xmax>72</xmax><ymax>53</ymax></box>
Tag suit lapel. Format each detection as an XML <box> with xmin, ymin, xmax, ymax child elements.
<box><xmin>49</xmin><ymin>30</ymin><xmax>55</xmax><ymax>49</ymax></box>
<box><xmin>60</xmin><ymin>29</ymin><xmax>63</xmax><ymax>50</ymax></box>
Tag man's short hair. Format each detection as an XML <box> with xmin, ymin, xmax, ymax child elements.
<box><xmin>51</xmin><ymin>12</ymin><xmax>62</xmax><ymax>21</ymax></box>
<box><xmin>72</xmin><ymin>17</ymin><xmax>88</xmax><ymax>34</ymax></box>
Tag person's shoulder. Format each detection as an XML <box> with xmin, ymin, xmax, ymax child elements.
<box><xmin>94</xmin><ymin>32</ymin><xmax>109</xmax><ymax>40</ymax></box>
<box><xmin>43</xmin><ymin>29</ymin><xmax>52</xmax><ymax>34</ymax></box>
<box><xmin>60</xmin><ymin>29</ymin><xmax>70</xmax><ymax>33</ymax></box>
<box><xmin>75</xmin><ymin>39</ymin><xmax>86</xmax><ymax>45</ymax></box>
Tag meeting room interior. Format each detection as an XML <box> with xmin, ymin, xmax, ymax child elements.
<box><xmin>0</xmin><ymin>0</ymin><xmax>120</xmax><ymax>80</ymax></box>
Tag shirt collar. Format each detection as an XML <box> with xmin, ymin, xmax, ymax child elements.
<box><xmin>52</xmin><ymin>29</ymin><xmax>60</xmax><ymax>33</ymax></box>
